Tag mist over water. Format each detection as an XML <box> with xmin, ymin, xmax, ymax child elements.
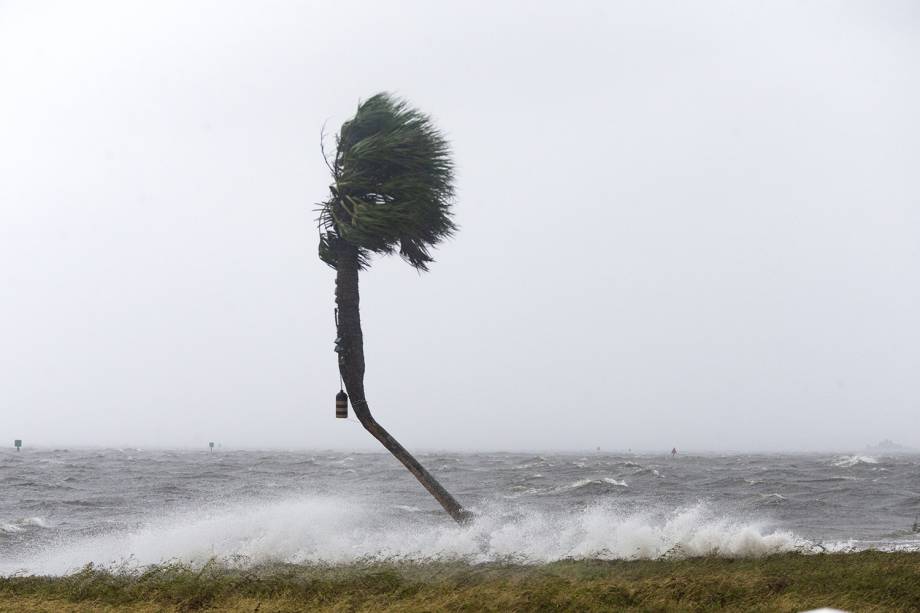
<box><xmin>3</xmin><ymin>448</ymin><xmax>919</xmax><ymax>575</ymax></box>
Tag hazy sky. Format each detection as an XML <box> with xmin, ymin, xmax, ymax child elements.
<box><xmin>1</xmin><ymin>1</ymin><xmax>918</xmax><ymax>452</ymax></box>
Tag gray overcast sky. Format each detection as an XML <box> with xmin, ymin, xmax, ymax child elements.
<box><xmin>1</xmin><ymin>1</ymin><xmax>918</xmax><ymax>452</ymax></box>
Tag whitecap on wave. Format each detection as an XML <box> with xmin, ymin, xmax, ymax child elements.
<box><xmin>561</xmin><ymin>478</ymin><xmax>629</xmax><ymax>491</ymax></box>
<box><xmin>1</xmin><ymin>516</ymin><xmax>49</xmax><ymax>534</ymax></box>
<box><xmin>831</xmin><ymin>455</ymin><xmax>879</xmax><ymax>468</ymax></box>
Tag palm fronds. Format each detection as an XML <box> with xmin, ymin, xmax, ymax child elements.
<box><xmin>317</xmin><ymin>93</ymin><xmax>456</xmax><ymax>271</ymax></box>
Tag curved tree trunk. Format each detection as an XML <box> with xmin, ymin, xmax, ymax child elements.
<box><xmin>334</xmin><ymin>244</ymin><xmax>471</xmax><ymax>524</ymax></box>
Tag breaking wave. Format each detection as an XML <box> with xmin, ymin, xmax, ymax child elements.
<box><xmin>1</xmin><ymin>497</ymin><xmax>804</xmax><ymax>575</ymax></box>
<box><xmin>1</xmin><ymin>517</ymin><xmax>49</xmax><ymax>534</ymax></box>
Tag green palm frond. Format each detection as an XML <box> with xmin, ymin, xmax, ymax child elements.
<box><xmin>317</xmin><ymin>93</ymin><xmax>456</xmax><ymax>271</ymax></box>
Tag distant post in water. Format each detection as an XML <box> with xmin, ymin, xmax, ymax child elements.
<box><xmin>14</xmin><ymin>439</ymin><xmax>22</xmax><ymax>452</ymax></box>
<box><xmin>209</xmin><ymin>442</ymin><xmax>214</xmax><ymax>452</ymax></box>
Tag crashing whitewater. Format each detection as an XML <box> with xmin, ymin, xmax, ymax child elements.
<box><xmin>3</xmin><ymin>496</ymin><xmax>807</xmax><ymax>575</ymax></box>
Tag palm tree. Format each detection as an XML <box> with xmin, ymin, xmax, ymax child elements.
<box><xmin>317</xmin><ymin>93</ymin><xmax>470</xmax><ymax>523</ymax></box>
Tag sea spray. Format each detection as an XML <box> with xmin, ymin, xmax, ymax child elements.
<box><xmin>2</xmin><ymin>496</ymin><xmax>804</xmax><ymax>575</ymax></box>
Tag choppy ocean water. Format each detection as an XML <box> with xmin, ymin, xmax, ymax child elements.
<box><xmin>2</xmin><ymin>448</ymin><xmax>919</xmax><ymax>575</ymax></box>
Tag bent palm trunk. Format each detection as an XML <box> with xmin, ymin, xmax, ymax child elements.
<box><xmin>335</xmin><ymin>244</ymin><xmax>471</xmax><ymax>524</ymax></box>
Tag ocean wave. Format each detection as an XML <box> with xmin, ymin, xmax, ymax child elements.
<box><xmin>512</xmin><ymin>457</ymin><xmax>552</xmax><ymax>470</ymax></box>
<box><xmin>503</xmin><ymin>487</ymin><xmax>541</xmax><ymax>499</ymax></box>
<box><xmin>550</xmin><ymin>478</ymin><xmax>630</xmax><ymax>494</ymax></box>
<box><xmin>0</xmin><ymin>497</ymin><xmax>803</xmax><ymax>575</ymax></box>
<box><xmin>832</xmin><ymin>455</ymin><xmax>879</xmax><ymax>468</ymax></box>
<box><xmin>1</xmin><ymin>517</ymin><xmax>49</xmax><ymax>534</ymax></box>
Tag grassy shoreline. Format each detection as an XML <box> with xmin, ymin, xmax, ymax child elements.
<box><xmin>2</xmin><ymin>551</ymin><xmax>919</xmax><ymax>612</ymax></box>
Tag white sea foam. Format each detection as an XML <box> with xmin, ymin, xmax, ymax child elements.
<box><xmin>0</xmin><ymin>497</ymin><xmax>804</xmax><ymax>576</ymax></box>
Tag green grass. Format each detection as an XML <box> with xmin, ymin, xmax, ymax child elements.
<box><xmin>2</xmin><ymin>551</ymin><xmax>919</xmax><ymax>612</ymax></box>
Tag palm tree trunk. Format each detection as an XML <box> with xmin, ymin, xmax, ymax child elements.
<box><xmin>334</xmin><ymin>243</ymin><xmax>471</xmax><ymax>524</ymax></box>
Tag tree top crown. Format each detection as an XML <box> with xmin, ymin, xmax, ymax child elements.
<box><xmin>318</xmin><ymin>93</ymin><xmax>456</xmax><ymax>271</ymax></box>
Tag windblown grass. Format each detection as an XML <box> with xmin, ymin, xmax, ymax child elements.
<box><xmin>2</xmin><ymin>551</ymin><xmax>919</xmax><ymax>612</ymax></box>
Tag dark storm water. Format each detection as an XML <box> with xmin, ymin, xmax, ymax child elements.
<box><xmin>2</xmin><ymin>448</ymin><xmax>919</xmax><ymax>574</ymax></box>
